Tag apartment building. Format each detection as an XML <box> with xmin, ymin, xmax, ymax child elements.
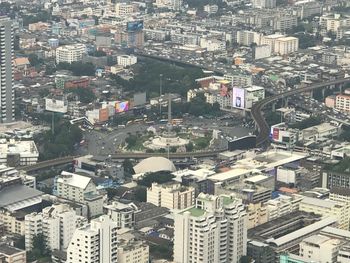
<box><xmin>56</xmin><ymin>44</ymin><xmax>86</xmax><ymax>64</ymax></box>
<box><xmin>55</xmin><ymin>171</ymin><xmax>104</xmax><ymax>218</ymax></box>
<box><xmin>66</xmin><ymin>215</ymin><xmax>118</xmax><ymax>263</ymax></box>
<box><xmin>320</xmin><ymin>14</ymin><xmax>350</xmax><ymax>33</ymax></box>
<box><xmin>147</xmin><ymin>182</ymin><xmax>195</xmax><ymax>210</ymax></box>
<box><xmin>117</xmin><ymin>55</ymin><xmax>137</xmax><ymax>67</ymax></box>
<box><xmin>117</xmin><ymin>230</ymin><xmax>149</xmax><ymax>263</ymax></box>
<box><xmin>174</xmin><ymin>193</ymin><xmax>247</xmax><ymax>263</ymax></box>
<box><xmin>274</xmin><ymin>37</ymin><xmax>299</xmax><ymax>55</ymax></box>
<box><xmin>336</xmin><ymin>94</ymin><xmax>350</xmax><ymax>112</ymax></box>
<box><xmin>25</xmin><ymin>204</ymin><xmax>87</xmax><ymax>251</ymax></box>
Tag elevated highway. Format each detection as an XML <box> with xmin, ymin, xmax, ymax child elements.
<box><xmin>20</xmin><ymin>151</ymin><xmax>223</xmax><ymax>172</ymax></box>
<box><xmin>252</xmin><ymin>77</ymin><xmax>350</xmax><ymax>147</ymax></box>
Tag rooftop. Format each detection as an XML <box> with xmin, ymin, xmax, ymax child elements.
<box><xmin>0</xmin><ymin>185</ymin><xmax>43</xmax><ymax>208</ymax></box>
<box><xmin>0</xmin><ymin>244</ymin><xmax>24</xmax><ymax>256</ymax></box>
<box><xmin>185</xmin><ymin>207</ymin><xmax>206</xmax><ymax>217</ymax></box>
<box><xmin>57</xmin><ymin>171</ymin><xmax>92</xmax><ymax>189</ymax></box>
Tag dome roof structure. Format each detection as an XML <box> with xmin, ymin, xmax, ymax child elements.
<box><xmin>133</xmin><ymin>157</ymin><xmax>176</xmax><ymax>174</ymax></box>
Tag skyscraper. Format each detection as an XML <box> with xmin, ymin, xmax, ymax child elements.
<box><xmin>174</xmin><ymin>193</ymin><xmax>247</xmax><ymax>263</ymax></box>
<box><xmin>0</xmin><ymin>17</ymin><xmax>14</xmax><ymax>123</ymax></box>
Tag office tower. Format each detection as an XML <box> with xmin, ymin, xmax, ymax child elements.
<box><xmin>66</xmin><ymin>215</ymin><xmax>118</xmax><ymax>263</ymax></box>
<box><xmin>174</xmin><ymin>193</ymin><xmax>247</xmax><ymax>263</ymax></box>
<box><xmin>0</xmin><ymin>17</ymin><xmax>14</xmax><ymax>123</ymax></box>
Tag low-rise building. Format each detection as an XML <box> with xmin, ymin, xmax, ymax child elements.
<box><xmin>0</xmin><ymin>244</ymin><xmax>26</xmax><ymax>263</ymax></box>
<box><xmin>0</xmin><ymin>139</ymin><xmax>38</xmax><ymax>166</ymax></box>
<box><xmin>299</xmin><ymin>197</ymin><xmax>350</xmax><ymax>230</ymax></box>
<box><xmin>104</xmin><ymin>201</ymin><xmax>138</xmax><ymax>229</ymax></box>
<box><xmin>117</xmin><ymin>55</ymin><xmax>137</xmax><ymax>67</ymax></box>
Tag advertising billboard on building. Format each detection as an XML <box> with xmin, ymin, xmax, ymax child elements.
<box><xmin>99</xmin><ymin>108</ymin><xmax>109</xmax><ymax>122</ymax></box>
<box><xmin>45</xmin><ymin>98</ymin><xmax>68</xmax><ymax>113</ymax></box>
<box><xmin>115</xmin><ymin>101</ymin><xmax>129</xmax><ymax>113</ymax></box>
<box><xmin>232</xmin><ymin>87</ymin><xmax>245</xmax><ymax>109</ymax></box>
<box><xmin>272</xmin><ymin>128</ymin><xmax>279</xmax><ymax>140</ymax></box>
<box><xmin>133</xmin><ymin>92</ymin><xmax>146</xmax><ymax>106</ymax></box>
<box><xmin>126</xmin><ymin>20</ymin><xmax>143</xmax><ymax>32</ymax></box>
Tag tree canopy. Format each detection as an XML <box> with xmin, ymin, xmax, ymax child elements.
<box><xmin>138</xmin><ymin>171</ymin><xmax>175</xmax><ymax>187</ymax></box>
<box><xmin>57</xmin><ymin>62</ymin><xmax>96</xmax><ymax>76</ymax></box>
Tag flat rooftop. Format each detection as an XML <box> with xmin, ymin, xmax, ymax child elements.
<box><xmin>0</xmin><ymin>244</ymin><xmax>24</xmax><ymax>256</ymax></box>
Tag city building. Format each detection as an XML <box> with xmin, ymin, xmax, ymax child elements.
<box><xmin>320</xmin><ymin>14</ymin><xmax>350</xmax><ymax>33</ymax></box>
<box><xmin>174</xmin><ymin>193</ymin><xmax>247</xmax><ymax>263</ymax></box>
<box><xmin>55</xmin><ymin>44</ymin><xmax>87</xmax><ymax>64</ymax></box>
<box><xmin>104</xmin><ymin>201</ymin><xmax>138</xmax><ymax>229</ymax></box>
<box><xmin>252</xmin><ymin>0</ymin><xmax>276</xmax><ymax>9</ymax></box>
<box><xmin>115</xmin><ymin>28</ymin><xmax>144</xmax><ymax>48</ymax></box>
<box><xmin>299</xmin><ymin>197</ymin><xmax>350</xmax><ymax>230</ymax></box>
<box><xmin>66</xmin><ymin>215</ymin><xmax>118</xmax><ymax>263</ymax></box>
<box><xmin>117</xmin><ymin>229</ymin><xmax>149</xmax><ymax>263</ymax></box>
<box><xmin>299</xmin><ymin>234</ymin><xmax>344</xmax><ymax>263</ymax></box>
<box><xmin>265</xmin><ymin>194</ymin><xmax>303</xmax><ymax>221</ymax></box>
<box><xmin>117</xmin><ymin>55</ymin><xmax>137</xmax><ymax>67</ymax></box>
<box><xmin>274</xmin><ymin>37</ymin><xmax>299</xmax><ymax>55</ymax></box>
<box><xmin>0</xmin><ymin>139</ymin><xmax>39</xmax><ymax>166</ymax></box>
<box><xmin>25</xmin><ymin>204</ymin><xmax>87</xmax><ymax>251</ymax></box>
<box><xmin>55</xmin><ymin>171</ymin><xmax>104</xmax><ymax>218</ymax></box>
<box><xmin>336</xmin><ymin>94</ymin><xmax>350</xmax><ymax>112</ymax></box>
<box><xmin>0</xmin><ymin>17</ymin><xmax>15</xmax><ymax>123</ymax></box>
<box><xmin>203</xmin><ymin>4</ymin><xmax>218</xmax><ymax>14</ymax></box>
<box><xmin>0</xmin><ymin>244</ymin><xmax>26</xmax><ymax>263</ymax></box>
<box><xmin>247</xmin><ymin>212</ymin><xmax>336</xmax><ymax>263</ymax></box>
<box><xmin>147</xmin><ymin>182</ymin><xmax>195</xmax><ymax>210</ymax></box>
<box><xmin>236</xmin><ymin>30</ymin><xmax>262</xmax><ymax>46</ymax></box>
<box><xmin>261</xmin><ymin>34</ymin><xmax>298</xmax><ymax>54</ymax></box>
<box><xmin>115</xmin><ymin>3</ymin><xmax>136</xmax><ymax>16</ymax></box>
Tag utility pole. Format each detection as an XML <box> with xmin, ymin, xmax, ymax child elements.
<box><xmin>51</xmin><ymin>111</ymin><xmax>55</xmax><ymax>136</ymax></box>
<box><xmin>159</xmin><ymin>74</ymin><xmax>163</xmax><ymax>116</ymax></box>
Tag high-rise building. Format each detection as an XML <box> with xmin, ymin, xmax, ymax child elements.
<box><xmin>174</xmin><ymin>193</ymin><xmax>247</xmax><ymax>263</ymax></box>
<box><xmin>0</xmin><ymin>17</ymin><xmax>15</xmax><ymax>123</ymax></box>
<box><xmin>24</xmin><ymin>204</ymin><xmax>87</xmax><ymax>251</ymax></box>
<box><xmin>66</xmin><ymin>215</ymin><xmax>118</xmax><ymax>263</ymax></box>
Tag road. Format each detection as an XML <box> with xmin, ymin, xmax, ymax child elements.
<box><xmin>252</xmin><ymin>77</ymin><xmax>350</xmax><ymax>146</ymax></box>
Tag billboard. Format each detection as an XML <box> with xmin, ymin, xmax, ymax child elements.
<box><xmin>99</xmin><ymin>108</ymin><xmax>109</xmax><ymax>122</ymax></box>
<box><xmin>133</xmin><ymin>92</ymin><xmax>146</xmax><ymax>106</ymax></box>
<box><xmin>232</xmin><ymin>87</ymin><xmax>245</xmax><ymax>109</ymax></box>
<box><xmin>228</xmin><ymin>135</ymin><xmax>256</xmax><ymax>151</ymax></box>
<box><xmin>272</xmin><ymin>128</ymin><xmax>279</xmax><ymax>140</ymax></box>
<box><xmin>45</xmin><ymin>98</ymin><xmax>68</xmax><ymax>113</ymax></box>
<box><xmin>126</xmin><ymin>21</ymin><xmax>143</xmax><ymax>32</ymax></box>
<box><xmin>115</xmin><ymin>101</ymin><xmax>129</xmax><ymax>113</ymax></box>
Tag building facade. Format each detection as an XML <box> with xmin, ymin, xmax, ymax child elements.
<box><xmin>0</xmin><ymin>17</ymin><xmax>15</xmax><ymax>123</ymax></box>
<box><xmin>66</xmin><ymin>215</ymin><xmax>118</xmax><ymax>263</ymax></box>
<box><xmin>174</xmin><ymin>193</ymin><xmax>247</xmax><ymax>263</ymax></box>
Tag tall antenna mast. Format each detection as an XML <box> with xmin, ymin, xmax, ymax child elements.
<box><xmin>159</xmin><ymin>74</ymin><xmax>163</xmax><ymax>115</ymax></box>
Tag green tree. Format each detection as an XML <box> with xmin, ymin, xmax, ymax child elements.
<box><xmin>66</xmin><ymin>87</ymin><xmax>96</xmax><ymax>104</ymax></box>
<box><xmin>186</xmin><ymin>142</ymin><xmax>194</xmax><ymax>152</ymax></box>
<box><xmin>123</xmin><ymin>159</ymin><xmax>135</xmax><ymax>176</ymax></box>
<box><xmin>138</xmin><ymin>171</ymin><xmax>175</xmax><ymax>187</ymax></box>
<box><xmin>134</xmin><ymin>186</ymin><xmax>147</xmax><ymax>202</ymax></box>
<box><xmin>27</xmin><ymin>234</ymin><xmax>51</xmax><ymax>261</ymax></box>
<box><xmin>28</xmin><ymin>54</ymin><xmax>43</xmax><ymax>67</ymax></box>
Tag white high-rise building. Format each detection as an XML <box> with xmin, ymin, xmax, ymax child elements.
<box><xmin>66</xmin><ymin>215</ymin><xmax>118</xmax><ymax>263</ymax></box>
<box><xmin>174</xmin><ymin>193</ymin><xmax>247</xmax><ymax>263</ymax></box>
<box><xmin>0</xmin><ymin>17</ymin><xmax>15</xmax><ymax>123</ymax></box>
<box><xmin>24</xmin><ymin>204</ymin><xmax>87</xmax><ymax>251</ymax></box>
<box><xmin>56</xmin><ymin>44</ymin><xmax>86</xmax><ymax>64</ymax></box>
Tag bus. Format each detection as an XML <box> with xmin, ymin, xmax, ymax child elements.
<box><xmin>172</xmin><ymin>118</ymin><xmax>183</xmax><ymax>125</ymax></box>
<box><xmin>159</xmin><ymin>119</ymin><xmax>168</xmax><ymax>124</ymax></box>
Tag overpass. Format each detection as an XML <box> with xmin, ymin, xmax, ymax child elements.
<box><xmin>20</xmin><ymin>150</ymin><xmax>223</xmax><ymax>172</ymax></box>
<box><xmin>252</xmin><ymin>77</ymin><xmax>350</xmax><ymax>147</ymax></box>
